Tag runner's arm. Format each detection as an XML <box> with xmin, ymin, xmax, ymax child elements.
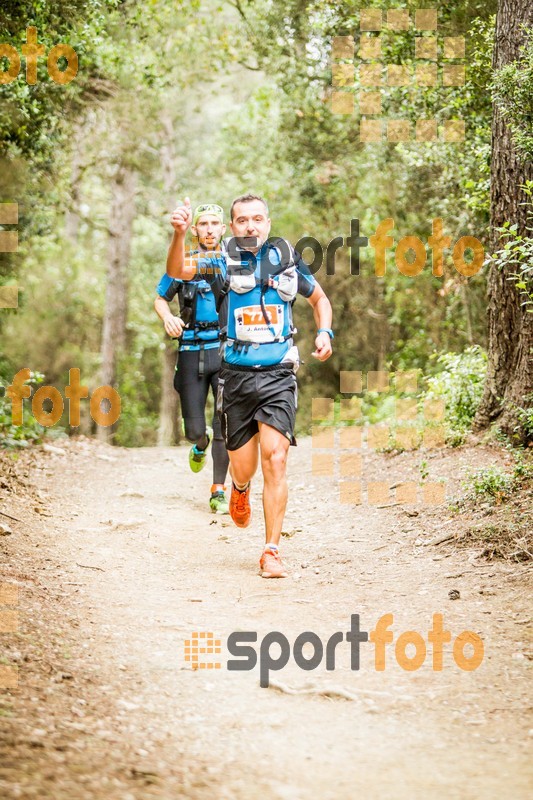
<box><xmin>306</xmin><ymin>284</ymin><xmax>333</xmax><ymax>362</ymax></box>
<box><xmin>154</xmin><ymin>296</ymin><xmax>185</xmax><ymax>338</ymax></box>
<box><xmin>166</xmin><ymin>198</ymin><xmax>197</xmax><ymax>280</ymax></box>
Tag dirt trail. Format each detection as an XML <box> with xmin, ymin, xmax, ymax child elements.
<box><xmin>1</xmin><ymin>439</ymin><xmax>532</xmax><ymax>799</ymax></box>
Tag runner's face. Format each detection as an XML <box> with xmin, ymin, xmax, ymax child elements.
<box><xmin>230</xmin><ymin>200</ymin><xmax>271</xmax><ymax>253</ymax></box>
<box><xmin>191</xmin><ymin>214</ymin><xmax>225</xmax><ymax>250</ymax></box>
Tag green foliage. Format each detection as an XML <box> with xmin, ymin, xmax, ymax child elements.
<box><xmin>423</xmin><ymin>346</ymin><xmax>487</xmax><ymax>438</ymax></box>
<box><xmin>491</xmin><ymin>182</ymin><xmax>533</xmax><ymax>311</ymax></box>
<box><xmin>464</xmin><ymin>465</ymin><xmax>513</xmax><ymax>500</ymax></box>
<box><xmin>210</xmin><ymin>0</ymin><xmax>493</xmax><ymax>418</ymax></box>
<box><xmin>0</xmin><ymin>0</ymin><xmax>512</xmax><ymax>449</ymax></box>
<box><xmin>1</xmin><ymin>0</ymin><xmax>249</xmax><ymax>449</ymax></box>
<box><xmin>113</xmin><ymin>352</ymin><xmax>160</xmax><ymax>448</ymax></box>
<box><xmin>357</xmin><ymin>347</ymin><xmax>488</xmax><ymax>450</ymax></box>
<box><xmin>0</xmin><ymin>370</ymin><xmax>46</xmax><ymax>448</ymax></box>
<box><xmin>516</xmin><ymin>399</ymin><xmax>533</xmax><ymax>439</ymax></box>
<box><xmin>492</xmin><ymin>26</ymin><xmax>533</xmax><ymax>162</ymax></box>
<box><xmin>360</xmin><ymin>392</ymin><xmax>396</xmax><ymax>425</ymax></box>
<box><xmin>0</xmin><ymin>0</ymin><xmax>120</xmax><ymax>159</ymax></box>
<box><xmin>456</xmin><ymin>445</ymin><xmax>532</xmax><ymax>560</ymax></box>
<box><xmin>419</xmin><ymin>459</ymin><xmax>429</xmax><ymax>481</ymax></box>
<box><xmin>513</xmin><ymin>449</ymin><xmax>533</xmax><ymax>480</ymax></box>
<box><xmin>506</xmin><ymin>393</ymin><xmax>533</xmax><ymax>442</ymax></box>
<box><xmin>463</xmin><ymin>453</ymin><xmax>532</xmax><ymax>504</ymax></box>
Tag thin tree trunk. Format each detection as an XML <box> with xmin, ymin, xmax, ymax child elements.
<box><xmin>98</xmin><ymin>163</ymin><xmax>137</xmax><ymax>443</ymax></box>
<box><xmin>65</xmin><ymin>127</ymin><xmax>82</xmax><ymax>243</ymax></box>
<box><xmin>66</xmin><ymin>127</ymin><xmax>92</xmax><ymax>436</ymax></box>
<box><xmin>157</xmin><ymin>111</ymin><xmax>181</xmax><ymax>446</ymax></box>
<box><xmin>461</xmin><ymin>282</ymin><xmax>474</xmax><ymax>346</ymax></box>
<box><xmin>474</xmin><ymin>0</ymin><xmax>533</xmax><ymax>440</ymax></box>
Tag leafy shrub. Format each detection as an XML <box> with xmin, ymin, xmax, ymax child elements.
<box><xmin>0</xmin><ymin>371</ymin><xmax>47</xmax><ymax>448</ymax></box>
<box><xmin>514</xmin><ymin>396</ymin><xmax>533</xmax><ymax>441</ymax></box>
<box><xmin>113</xmin><ymin>354</ymin><xmax>159</xmax><ymax>447</ymax></box>
<box><xmin>423</xmin><ymin>346</ymin><xmax>487</xmax><ymax>442</ymax></box>
<box><xmin>464</xmin><ymin>466</ymin><xmax>513</xmax><ymax>500</ymax></box>
<box><xmin>492</xmin><ymin>28</ymin><xmax>533</xmax><ymax>162</ymax></box>
<box><xmin>334</xmin><ymin>348</ymin><xmax>487</xmax><ymax>452</ymax></box>
<box><xmin>490</xmin><ymin>183</ymin><xmax>533</xmax><ymax>311</ymax></box>
<box><xmin>463</xmin><ymin>452</ymin><xmax>532</xmax><ymax>504</ymax></box>
<box><xmin>360</xmin><ymin>393</ymin><xmax>396</xmax><ymax>425</ymax></box>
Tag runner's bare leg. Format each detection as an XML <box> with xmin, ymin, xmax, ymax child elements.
<box><xmin>229</xmin><ymin>432</ymin><xmax>259</xmax><ymax>488</ymax></box>
<box><xmin>258</xmin><ymin>422</ymin><xmax>290</xmax><ymax>546</ymax></box>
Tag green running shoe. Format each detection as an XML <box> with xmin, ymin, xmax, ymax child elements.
<box><xmin>209</xmin><ymin>491</ymin><xmax>229</xmax><ymax>514</ymax></box>
<box><xmin>188</xmin><ymin>426</ymin><xmax>213</xmax><ymax>473</ymax></box>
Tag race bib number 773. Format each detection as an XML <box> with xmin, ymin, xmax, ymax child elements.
<box><xmin>234</xmin><ymin>304</ymin><xmax>285</xmax><ymax>343</ymax></box>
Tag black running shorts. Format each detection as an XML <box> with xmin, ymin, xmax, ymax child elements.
<box><xmin>217</xmin><ymin>362</ymin><xmax>298</xmax><ymax>451</ymax></box>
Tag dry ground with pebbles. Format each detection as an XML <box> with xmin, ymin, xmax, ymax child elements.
<box><xmin>0</xmin><ymin>437</ymin><xmax>532</xmax><ymax>799</ymax></box>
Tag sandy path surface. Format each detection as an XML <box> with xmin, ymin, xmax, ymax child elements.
<box><xmin>1</xmin><ymin>439</ymin><xmax>532</xmax><ymax>798</ymax></box>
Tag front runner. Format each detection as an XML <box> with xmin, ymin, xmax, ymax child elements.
<box><xmin>154</xmin><ymin>203</ymin><xmax>230</xmax><ymax>513</ymax></box>
<box><xmin>166</xmin><ymin>194</ymin><xmax>333</xmax><ymax>578</ymax></box>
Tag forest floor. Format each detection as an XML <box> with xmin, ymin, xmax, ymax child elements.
<box><xmin>0</xmin><ymin>437</ymin><xmax>532</xmax><ymax>799</ymax></box>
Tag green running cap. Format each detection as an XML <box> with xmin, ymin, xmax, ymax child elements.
<box><xmin>193</xmin><ymin>203</ymin><xmax>224</xmax><ymax>225</ymax></box>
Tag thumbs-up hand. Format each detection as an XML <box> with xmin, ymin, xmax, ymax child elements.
<box><xmin>170</xmin><ymin>196</ymin><xmax>192</xmax><ymax>234</ymax></box>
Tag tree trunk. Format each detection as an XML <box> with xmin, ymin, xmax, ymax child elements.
<box><xmin>98</xmin><ymin>163</ymin><xmax>137</xmax><ymax>443</ymax></box>
<box><xmin>474</xmin><ymin>0</ymin><xmax>533</xmax><ymax>442</ymax></box>
<box><xmin>157</xmin><ymin>111</ymin><xmax>181</xmax><ymax>446</ymax></box>
<box><xmin>65</xmin><ymin>128</ymin><xmax>82</xmax><ymax>243</ymax></box>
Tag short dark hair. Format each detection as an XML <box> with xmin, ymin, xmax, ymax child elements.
<box><xmin>230</xmin><ymin>194</ymin><xmax>269</xmax><ymax>221</ymax></box>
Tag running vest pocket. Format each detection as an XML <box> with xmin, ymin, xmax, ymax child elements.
<box><xmin>228</xmin><ymin>271</ymin><xmax>256</xmax><ymax>293</ymax></box>
<box><xmin>274</xmin><ymin>265</ymin><xmax>298</xmax><ymax>302</ymax></box>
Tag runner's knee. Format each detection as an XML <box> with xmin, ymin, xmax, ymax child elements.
<box><xmin>231</xmin><ymin>462</ymin><xmax>254</xmax><ymax>485</ymax></box>
<box><xmin>183</xmin><ymin>419</ymin><xmax>205</xmax><ymax>443</ymax></box>
<box><xmin>261</xmin><ymin>445</ymin><xmax>288</xmax><ymax>478</ymax></box>
<box><xmin>230</xmin><ymin>446</ymin><xmax>257</xmax><ymax>484</ymax></box>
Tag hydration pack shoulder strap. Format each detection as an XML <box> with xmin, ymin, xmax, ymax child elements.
<box><xmin>216</xmin><ymin>237</ymin><xmax>298</xmax><ymax>311</ymax></box>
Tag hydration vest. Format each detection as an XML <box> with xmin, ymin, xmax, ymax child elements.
<box><xmin>216</xmin><ymin>238</ymin><xmax>298</xmax><ymax>356</ymax></box>
<box><xmin>177</xmin><ymin>278</ymin><xmax>220</xmax><ymax>345</ymax></box>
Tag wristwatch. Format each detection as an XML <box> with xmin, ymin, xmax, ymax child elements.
<box><xmin>317</xmin><ymin>328</ymin><xmax>335</xmax><ymax>339</ymax></box>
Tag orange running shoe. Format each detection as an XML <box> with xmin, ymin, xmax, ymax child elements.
<box><xmin>229</xmin><ymin>482</ymin><xmax>252</xmax><ymax>528</ymax></box>
<box><xmin>259</xmin><ymin>548</ymin><xmax>288</xmax><ymax>579</ymax></box>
